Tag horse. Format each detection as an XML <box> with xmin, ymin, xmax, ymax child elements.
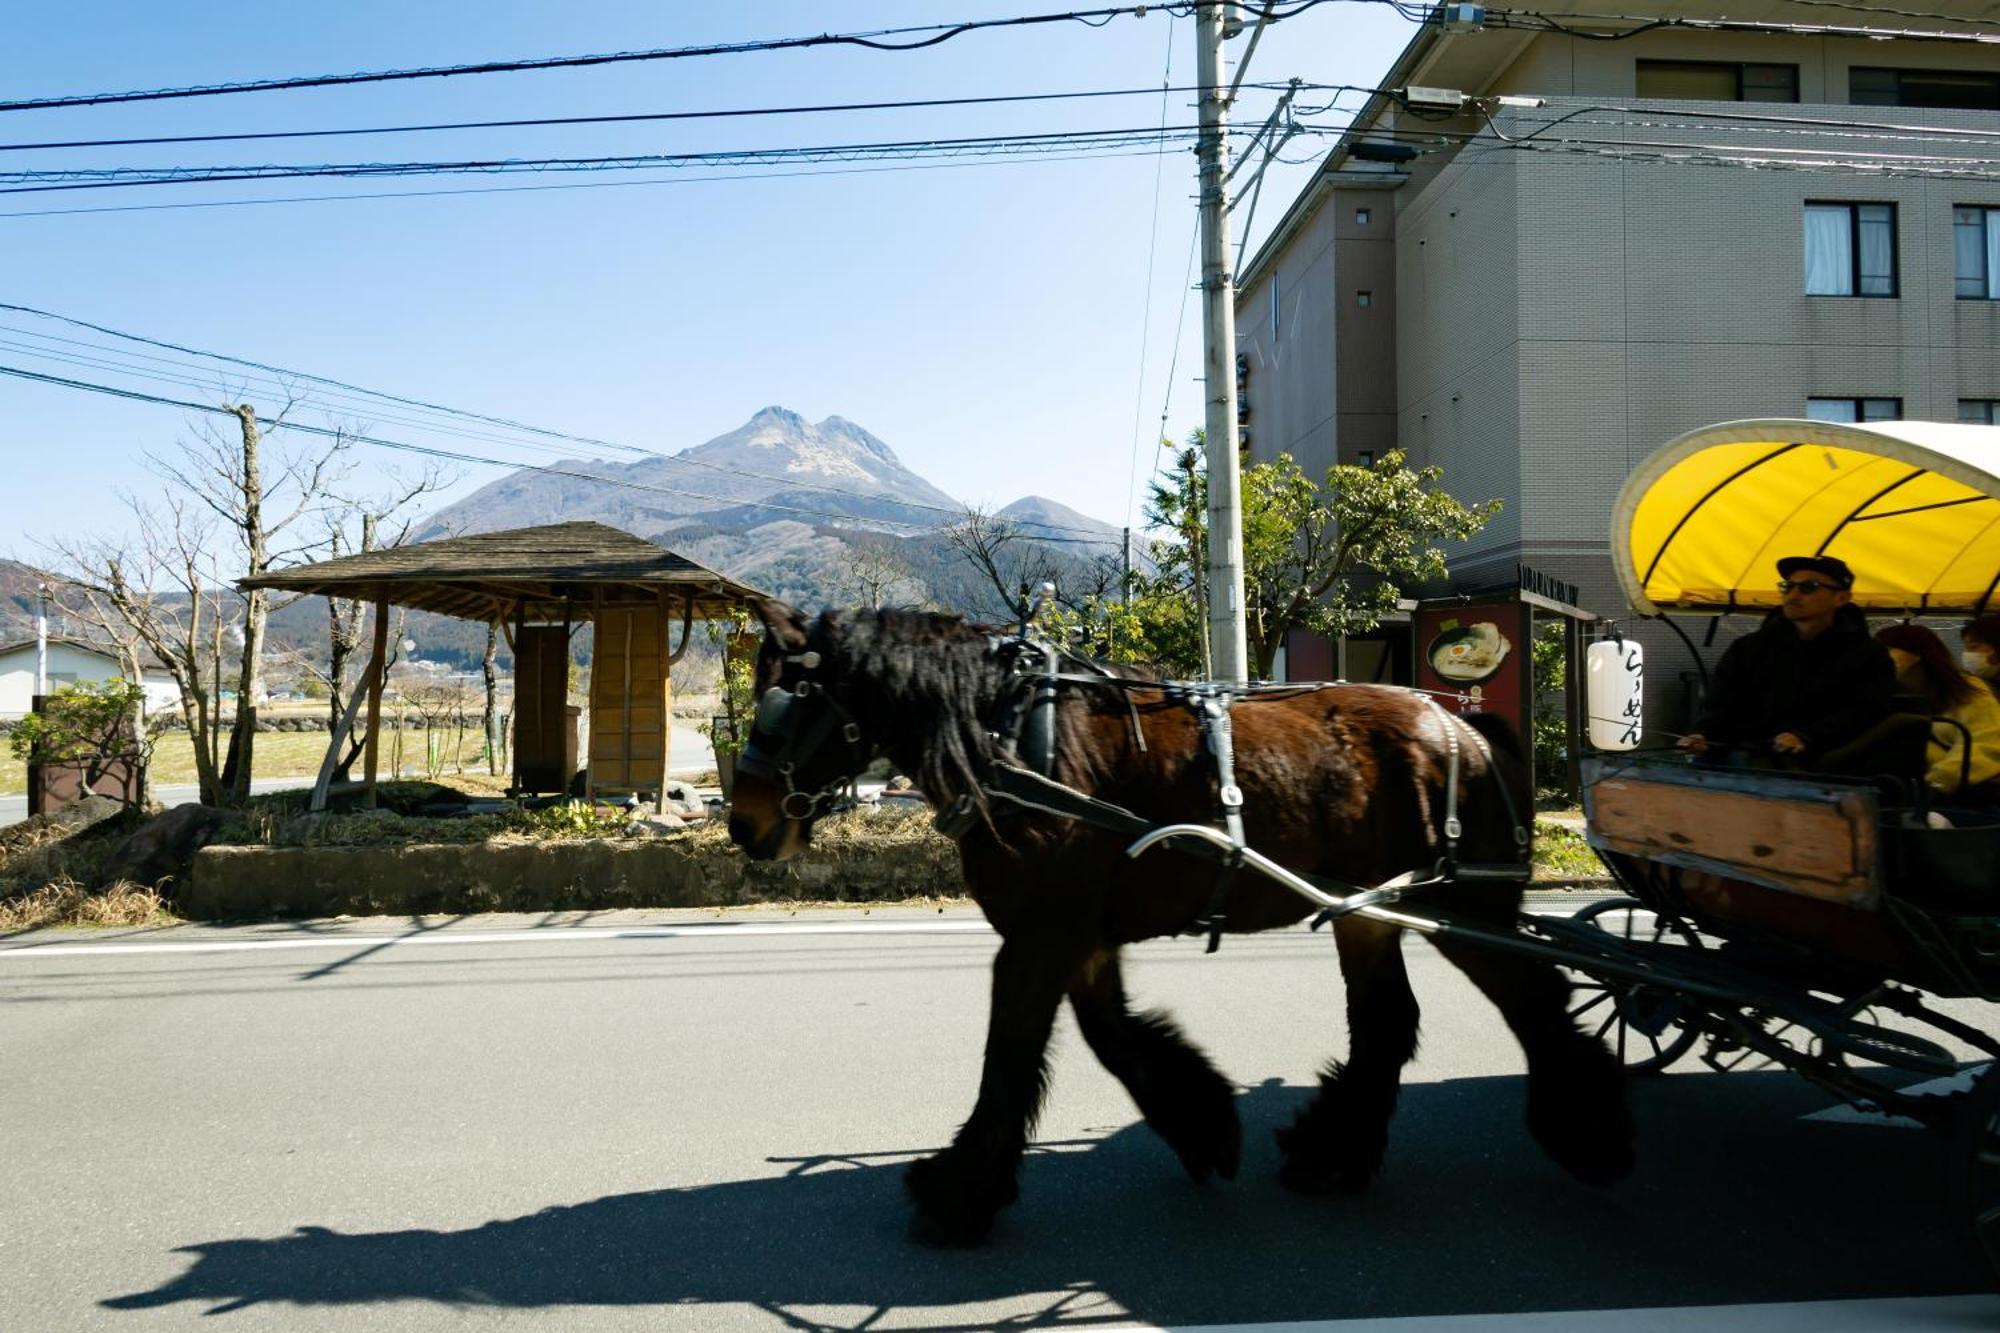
<box><xmin>728</xmin><ymin>599</ymin><xmax>1633</xmax><ymax>1245</ymax></box>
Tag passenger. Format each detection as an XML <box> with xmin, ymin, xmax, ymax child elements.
<box><xmin>1679</xmin><ymin>555</ymin><xmax>1894</xmax><ymax>764</ymax></box>
<box><xmin>1876</xmin><ymin>623</ymin><xmax>2000</xmax><ymax>798</ymax></box>
<box><xmin>1964</xmin><ymin>613</ymin><xmax>2000</xmax><ymax>687</ymax></box>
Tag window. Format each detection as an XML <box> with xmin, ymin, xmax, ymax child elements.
<box><xmin>1956</xmin><ymin>207</ymin><xmax>2000</xmax><ymax>299</ymax></box>
<box><xmin>1637</xmin><ymin>59</ymin><xmax>1799</xmax><ymax>103</ymax></box>
<box><xmin>1808</xmin><ymin>397</ymin><xmax>1902</xmax><ymax>423</ymax></box>
<box><xmin>1357</xmin><ymin>450</ymin><xmax>1376</xmax><ymax>467</ymax></box>
<box><xmin>1853</xmin><ymin>67</ymin><xmax>2000</xmax><ymax>110</ymax></box>
<box><xmin>1356</xmin><ymin>290</ymin><xmax>1373</xmax><ymax>307</ymax></box>
<box><xmin>1355</xmin><ymin>207</ymin><xmax>1372</xmax><ymax>226</ymax></box>
<box><xmin>1805</xmin><ymin>202</ymin><xmax>1897</xmax><ymax>296</ymax></box>
<box><xmin>1960</xmin><ymin>399</ymin><xmax>2000</xmax><ymax>424</ymax></box>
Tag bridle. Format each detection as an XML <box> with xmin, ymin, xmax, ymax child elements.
<box><xmin>735</xmin><ymin>644</ymin><xmax>875</xmax><ymax>821</ymax></box>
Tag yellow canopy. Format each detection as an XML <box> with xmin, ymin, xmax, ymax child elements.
<box><xmin>1613</xmin><ymin>418</ymin><xmax>2000</xmax><ymax>617</ymax></box>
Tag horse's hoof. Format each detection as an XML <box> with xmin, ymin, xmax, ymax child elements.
<box><xmin>903</xmin><ymin>1153</ymin><xmax>1011</xmax><ymax>1246</ymax></box>
<box><xmin>1160</xmin><ymin>1087</ymin><xmax>1241</xmax><ymax>1184</ymax></box>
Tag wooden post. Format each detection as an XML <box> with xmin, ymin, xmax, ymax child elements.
<box><xmin>511</xmin><ymin>599</ymin><xmax>526</xmax><ymax>797</ymax></box>
<box><xmin>363</xmin><ymin>592</ymin><xmax>389</xmax><ymax>808</ymax></box>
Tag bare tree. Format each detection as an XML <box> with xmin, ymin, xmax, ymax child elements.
<box><xmin>52</xmin><ymin>497</ymin><xmax>235</xmax><ymax>804</ymax></box>
<box><xmin>481</xmin><ymin>621</ymin><xmax>502</xmax><ymax>777</ymax></box>
<box><xmin>301</xmin><ymin>463</ymin><xmax>453</xmax><ymax>762</ymax></box>
<box><xmin>145</xmin><ymin>396</ymin><xmax>355</xmax><ymax>803</ymax></box>
<box><xmin>833</xmin><ymin>535</ymin><xmax>924</xmax><ymax>610</ymax></box>
<box><xmin>941</xmin><ymin>506</ymin><xmax>1122</xmax><ymax>625</ymax></box>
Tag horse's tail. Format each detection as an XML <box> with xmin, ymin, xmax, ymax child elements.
<box><xmin>1461</xmin><ymin>712</ymin><xmax>1534</xmax><ymax>842</ymax></box>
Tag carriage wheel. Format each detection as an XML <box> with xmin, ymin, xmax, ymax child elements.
<box><xmin>1947</xmin><ymin>1061</ymin><xmax>2000</xmax><ymax>1290</ymax></box>
<box><xmin>1565</xmin><ymin>896</ymin><xmax>1703</xmax><ymax>1075</ymax></box>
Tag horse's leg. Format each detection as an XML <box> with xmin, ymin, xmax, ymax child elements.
<box><xmin>1429</xmin><ymin>934</ymin><xmax>1634</xmax><ymax>1186</ymax></box>
<box><xmin>1068</xmin><ymin>946</ymin><xmax>1241</xmax><ymax>1183</ymax></box>
<box><xmin>1277</xmin><ymin>914</ymin><xmax>1419</xmax><ymax>1194</ymax></box>
<box><xmin>904</xmin><ymin>933</ymin><xmax>1074</xmax><ymax>1245</ymax></box>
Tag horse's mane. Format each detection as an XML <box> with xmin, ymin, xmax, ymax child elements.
<box><xmin>819</xmin><ymin>608</ymin><xmax>1006</xmax><ymax>817</ymax></box>
<box><xmin>818</xmin><ymin>609</ymin><xmax>1162</xmax><ymax>819</ymax></box>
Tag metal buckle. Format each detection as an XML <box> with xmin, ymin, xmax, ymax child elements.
<box><xmin>1219</xmin><ymin>783</ymin><xmax>1243</xmax><ymax>809</ymax></box>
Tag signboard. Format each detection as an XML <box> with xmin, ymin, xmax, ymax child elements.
<box><xmin>1412</xmin><ymin>598</ymin><xmax>1533</xmax><ymax>739</ymax></box>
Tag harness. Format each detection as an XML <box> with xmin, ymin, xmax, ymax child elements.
<box><xmin>734</xmin><ymin>647</ymin><xmax>873</xmax><ymax>821</ymax></box>
<box><xmin>743</xmin><ymin>632</ymin><xmax>1532</xmax><ymax>948</ymax></box>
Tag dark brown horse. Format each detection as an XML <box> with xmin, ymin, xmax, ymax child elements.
<box><xmin>729</xmin><ymin>601</ymin><xmax>1632</xmax><ymax>1244</ymax></box>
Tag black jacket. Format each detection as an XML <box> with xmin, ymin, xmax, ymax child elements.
<box><xmin>1695</xmin><ymin>606</ymin><xmax>1894</xmax><ymax>756</ymax></box>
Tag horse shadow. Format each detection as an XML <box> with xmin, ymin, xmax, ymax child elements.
<box><xmin>102</xmin><ymin>1075</ymin><xmax>1989</xmax><ymax>1327</ymax></box>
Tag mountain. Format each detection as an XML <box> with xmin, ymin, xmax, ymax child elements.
<box><xmin>999</xmin><ymin>495</ymin><xmax>1125</xmax><ymax>545</ymax></box>
<box><xmin>395</xmin><ymin>407</ymin><xmax>1130</xmax><ymax>657</ymax></box>
<box><xmin>0</xmin><ymin>560</ymin><xmax>69</xmax><ymax>644</ymax></box>
<box><xmin>420</xmin><ymin>407</ymin><xmax>961</xmax><ymax>540</ymax></box>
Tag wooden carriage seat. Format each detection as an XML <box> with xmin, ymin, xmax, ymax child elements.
<box><xmin>1585</xmin><ymin>760</ymin><xmax>1883</xmax><ymax>908</ymax></box>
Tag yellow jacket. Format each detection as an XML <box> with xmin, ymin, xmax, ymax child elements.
<box><xmin>1929</xmin><ymin>676</ymin><xmax>2000</xmax><ymax>794</ymax></box>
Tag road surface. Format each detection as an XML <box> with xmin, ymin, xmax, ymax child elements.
<box><xmin>2</xmin><ymin>908</ymin><xmax>1995</xmax><ymax>1329</ymax></box>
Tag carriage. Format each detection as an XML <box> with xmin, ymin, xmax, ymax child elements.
<box><xmin>728</xmin><ymin>417</ymin><xmax>2000</xmax><ymax>1274</ymax></box>
<box><xmin>1567</xmin><ymin>416</ymin><xmax>2000</xmax><ymax>1284</ymax></box>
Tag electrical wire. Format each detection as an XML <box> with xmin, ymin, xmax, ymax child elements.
<box><xmin>0</xmin><ymin>145</ymin><xmax>1185</xmax><ymax>221</ymax></box>
<box><xmin>0</xmin><ymin>362</ymin><xmax>1130</xmax><ymax>548</ymax></box>
<box><xmin>0</xmin><ymin>83</ymin><xmax>1320</xmax><ymax>154</ymax></box>
<box><xmin>1125</xmin><ymin>11</ymin><xmax>1180</xmax><ymax>535</ymax></box>
<box><xmin>0</xmin><ymin>307</ymin><xmax>1128</xmax><ymax>539</ymax></box>
<box><xmin>0</xmin><ymin>124</ymin><xmax>1229</xmax><ymax>195</ymax></box>
<box><xmin>0</xmin><ymin>2</ymin><xmax>1354</xmax><ymax>115</ymax></box>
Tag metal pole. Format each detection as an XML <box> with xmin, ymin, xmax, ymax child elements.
<box><xmin>1196</xmin><ymin>0</ymin><xmax>1248</xmax><ymax>685</ymax></box>
<box><xmin>34</xmin><ymin>583</ymin><xmax>49</xmax><ymax>699</ymax></box>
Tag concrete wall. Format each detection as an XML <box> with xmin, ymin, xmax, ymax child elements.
<box><xmin>181</xmin><ymin>834</ymin><xmax>965</xmax><ymax>920</ymax></box>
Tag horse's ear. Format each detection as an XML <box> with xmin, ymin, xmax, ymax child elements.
<box><xmin>751</xmin><ymin>596</ymin><xmax>810</xmax><ymax>651</ymax></box>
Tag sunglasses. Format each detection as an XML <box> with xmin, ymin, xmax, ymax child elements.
<box><xmin>1777</xmin><ymin>579</ymin><xmax>1841</xmax><ymax>594</ymax></box>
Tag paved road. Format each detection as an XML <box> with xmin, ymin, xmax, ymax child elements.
<box><xmin>2</xmin><ymin>910</ymin><xmax>1995</xmax><ymax>1330</ymax></box>
<box><xmin>0</xmin><ymin>723</ymin><xmax>718</xmax><ymax>825</ymax></box>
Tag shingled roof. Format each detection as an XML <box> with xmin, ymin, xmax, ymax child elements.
<box><xmin>239</xmin><ymin>521</ymin><xmax>767</xmax><ymax>622</ymax></box>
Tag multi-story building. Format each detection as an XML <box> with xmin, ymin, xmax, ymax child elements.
<box><xmin>1236</xmin><ymin>1</ymin><xmax>2000</xmax><ymax>714</ymax></box>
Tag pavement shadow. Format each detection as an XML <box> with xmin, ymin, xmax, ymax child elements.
<box><xmin>102</xmin><ymin>1073</ymin><xmax>1990</xmax><ymax>1326</ymax></box>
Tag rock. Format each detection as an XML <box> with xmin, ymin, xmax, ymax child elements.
<box><xmin>97</xmin><ymin>804</ymin><xmax>231</xmax><ymax>889</ymax></box>
<box><xmin>885</xmin><ymin>775</ymin><xmax>914</xmax><ymax>792</ymax></box>
<box><xmin>624</xmin><ymin>813</ymin><xmax>686</xmax><ymax>838</ymax></box>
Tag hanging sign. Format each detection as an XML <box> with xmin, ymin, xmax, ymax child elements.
<box><xmin>1412</xmin><ymin>598</ymin><xmax>1532</xmax><ymax>738</ymax></box>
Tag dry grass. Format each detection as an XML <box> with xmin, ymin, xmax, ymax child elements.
<box><xmin>0</xmin><ymin>876</ymin><xmax>169</xmax><ymax>929</ymax></box>
<box><xmin>0</xmin><ymin>728</ymin><xmax>500</xmax><ymax>796</ymax></box>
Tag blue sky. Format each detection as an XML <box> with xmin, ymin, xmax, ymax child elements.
<box><xmin>2</xmin><ymin>2</ymin><xmax>1414</xmax><ymax>564</ymax></box>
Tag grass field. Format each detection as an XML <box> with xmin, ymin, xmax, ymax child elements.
<box><xmin>0</xmin><ymin>728</ymin><xmax>499</xmax><ymax>797</ymax></box>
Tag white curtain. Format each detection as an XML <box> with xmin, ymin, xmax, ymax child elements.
<box><xmin>1804</xmin><ymin>206</ymin><xmax>1851</xmax><ymax>295</ymax></box>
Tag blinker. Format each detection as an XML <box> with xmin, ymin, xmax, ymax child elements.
<box><xmin>755</xmin><ymin>686</ymin><xmax>794</xmax><ymax>735</ymax></box>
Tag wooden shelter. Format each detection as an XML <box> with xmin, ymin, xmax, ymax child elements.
<box><xmin>241</xmin><ymin>521</ymin><xmax>767</xmax><ymax>812</ymax></box>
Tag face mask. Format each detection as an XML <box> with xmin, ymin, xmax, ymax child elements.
<box><xmin>1966</xmin><ymin>650</ymin><xmax>1994</xmax><ymax>674</ymax></box>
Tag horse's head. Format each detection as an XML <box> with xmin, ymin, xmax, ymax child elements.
<box><xmin>728</xmin><ymin>598</ymin><xmax>874</xmax><ymax>861</ymax></box>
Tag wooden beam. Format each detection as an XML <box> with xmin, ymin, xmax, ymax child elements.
<box><xmin>657</xmin><ymin>591</ymin><xmax>673</xmax><ymax>814</ymax></box>
<box><xmin>362</xmin><ymin>591</ymin><xmax>390</xmax><ymax>808</ymax></box>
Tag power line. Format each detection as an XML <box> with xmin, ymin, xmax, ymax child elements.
<box><xmin>0</xmin><ymin>362</ymin><xmax>1128</xmax><ymax>548</ymax></box>
<box><xmin>0</xmin><ymin>145</ymin><xmax>1185</xmax><ymax>221</ymax></box>
<box><xmin>0</xmin><ymin>124</ymin><xmax>1223</xmax><ymax>195</ymax></box>
<box><xmin>0</xmin><ymin>304</ymin><xmax>1129</xmax><ymax>539</ymax></box>
<box><xmin>0</xmin><ymin>83</ymin><xmax>1323</xmax><ymax>154</ymax></box>
<box><xmin>0</xmin><ymin>3</ymin><xmax>1349</xmax><ymax>115</ymax></box>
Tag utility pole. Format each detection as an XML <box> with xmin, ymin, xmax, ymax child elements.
<box><xmin>1196</xmin><ymin>0</ymin><xmax>1248</xmax><ymax>684</ymax></box>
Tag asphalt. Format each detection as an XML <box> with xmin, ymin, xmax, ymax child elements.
<box><xmin>2</xmin><ymin>907</ymin><xmax>1996</xmax><ymax>1330</ymax></box>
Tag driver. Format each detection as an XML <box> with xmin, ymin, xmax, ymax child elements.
<box><xmin>1679</xmin><ymin>555</ymin><xmax>1894</xmax><ymax>764</ymax></box>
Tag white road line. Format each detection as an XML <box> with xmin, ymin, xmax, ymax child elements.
<box><xmin>1150</xmin><ymin>1294</ymin><xmax>2000</xmax><ymax>1331</ymax></box>
<box><xmin>0</xmin><ymin>904</ymin><xmax>1597</xmax><ymax>962</ymax></box>
<box><xmin>0</xmin><ymin>919</ymin><xmax>997</xmax><ymax>960</ymax></box>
